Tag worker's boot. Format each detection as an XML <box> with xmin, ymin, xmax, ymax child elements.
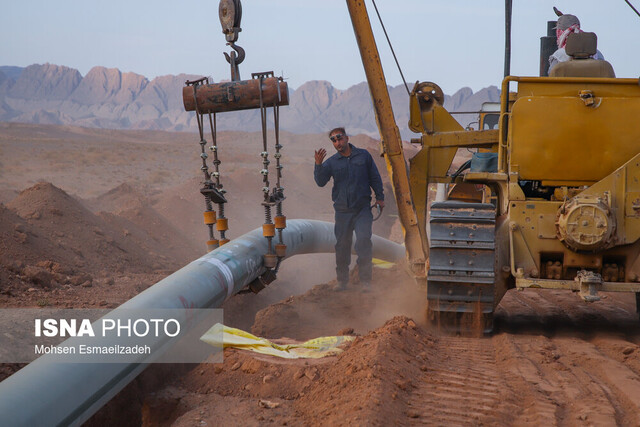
<box><xmin>333</xmin><ymin>281</ymin><xmax>348</xmax><ymax>291</ymax></box>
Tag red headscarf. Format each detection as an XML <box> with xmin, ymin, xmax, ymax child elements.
<box><xmin>556</xmin><ymin>24</ymin><xmax>582</xmax><ymax>48</ymax></box>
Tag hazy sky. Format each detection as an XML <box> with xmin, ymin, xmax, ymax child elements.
<box><xmin>2</xmin><ymin>0</ymin><xmax>639</xmax><ymax>94</ymax></box>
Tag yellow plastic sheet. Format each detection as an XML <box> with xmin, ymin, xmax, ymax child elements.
<box><xmin>200</xmin><ymin>323</ymin><xmax>354</xmax><ymax>359</ymax></box>
<box><xmin>372</xmin><ymin>258</ymin><xmax>395</xmax><ymax>269</ymax></box>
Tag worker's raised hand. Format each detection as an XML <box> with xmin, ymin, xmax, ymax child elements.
<box><xmin>314</xmin><ymin>148</ymin><xmax>327</xmax><ymax>165</ymax></box>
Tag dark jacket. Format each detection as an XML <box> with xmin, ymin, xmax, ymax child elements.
<box><xmin>314</xmin><ymin>144</ymin><xmax>384</xmax><ymax>212</ymax></box>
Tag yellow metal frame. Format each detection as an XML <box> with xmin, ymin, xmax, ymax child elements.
<box><xmin>499</xmin><ymin>76</ymin><xmax>640</xmax><ymax>289</ymax></box>
<box><xmin>502</xmin><ymin>77</ymin><xmax>640</xmax><ymax>185</ymax></box>
<box><xmin>516</xmin><ymin>277</ymin><xmax>640</xmax><ymax>293</ymax></box>
<box><xmin>404</xmin><ymin>74</ymin><xmax>640</xmax><ymax>297</ymax></box>
<box><xmin>347</xmin><ymin>0</ymin><xmax>640</xmax><ymax>300</ymax></box>
<box><xmin>347</xmin><ymin>0</ymin><xmax>426</xmax><ymax>279</ymax></box>
<box><xmin>407</xmin><ymin>85</ymin><xmax>503</xmax><ymax>257</ymax></box>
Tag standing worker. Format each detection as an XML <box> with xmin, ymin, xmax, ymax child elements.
<box><xmin>314</xmin><ymin>127</ymin><xmax>385</xmax><ymax>292</ymax></box>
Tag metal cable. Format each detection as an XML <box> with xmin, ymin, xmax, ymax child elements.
<box><xmin>370</xmin><ymin>0</ymin><xmax>410</xmax><ymax>96</ymax></box>
<box><xmin>273</xmin><ymin>104</ymin><xmax>282</xmax><ymax>189</ymax></box>
<box><xmin>208</xmin><ymin>112</ymin><xmax>227</xmax><ymax>242</ymax></box>
<box><xmin>208</xmin><ymin>113</ymin><xmax>222</xmax><ymax>191</ymax></box>
<box><xmin>273</xmin><ymin>102</ymin><xmax>285</xmax><ymax>246</ymax></box>
<box><xmin>256</xmin><ymin>75</ymin><xmax>274</xmax><ymax>257</ymax></box>
<box><xmin>624</xmin><ymin>0</ymin><xmax>640</xmax><ymax>17</ymax></box>
<box><xmin>258</xmin><ymin>80</ymin><xmax>270</xmax><ymax>203</ymax></box>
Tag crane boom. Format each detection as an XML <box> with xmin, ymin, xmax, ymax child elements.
<box><xmin>346</xmin><ymin>0</ymin><xmax>427</xmax><ymax>282</ymax></box>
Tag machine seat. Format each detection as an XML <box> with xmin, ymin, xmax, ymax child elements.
<box><xmin>549</xmin><ymin>32</ymin><xmax>615</xmax><ymax>78</ymax></box>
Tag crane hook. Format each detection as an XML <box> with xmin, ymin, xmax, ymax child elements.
<box><xmin>223</xmin><ymin>42</ymin><xmax>245</xmax><ymax>81</ymax></box>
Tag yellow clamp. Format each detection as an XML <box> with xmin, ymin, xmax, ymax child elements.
<box><xmin>216</xmin><ymin>218</ymin><xmax>229</xmax><ymax>231</ymax></box>
<box><xmin>275</xmin><ymin>243</ymin><xmax>286</xmax><ymax>257</ymax></box>
<box><xmin>262</xmin><ymin>223</ymin><xmax>276</xmax><ymax>237</ymax></box>
<box><xmin>274</xmin><ymin>215</ymin><xmax>286</xmax><ymax>229</ymax></box>
<box><xmin>204</xmin><ymin>210</ymin><xmax>217</xmax><ymax>225</ymax></box>
<box><xmin>206</xmin><ymin>239</ymin><xmax>219</xmax><ymax>252</ymax></box>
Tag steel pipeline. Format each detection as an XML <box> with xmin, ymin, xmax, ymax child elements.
<box><xmin>0</xmin><ymin>219</ymin><xmax>405</xmax><ymax>426</ymax></box>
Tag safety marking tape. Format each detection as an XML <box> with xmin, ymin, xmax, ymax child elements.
<box><xmin>204</xmin><ymin>258</ymin><xmax>235</xmax><ymax>299</ymax></box>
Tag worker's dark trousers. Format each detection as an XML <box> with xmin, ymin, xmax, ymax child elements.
<box><xmin>334</xmin><ymin>206</ymin><xmax>373</xmax><ymax>284</ymax></box>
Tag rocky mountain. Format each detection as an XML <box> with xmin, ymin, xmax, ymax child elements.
<box><xmin>0</xmin><ymin>66</ymin><xmax>24</xmax><ymax>81</ymax></box>
<box><xmin>0</xmin><ymin>64</ymin><xmax>499</xmax><ymax>139</ymax></box>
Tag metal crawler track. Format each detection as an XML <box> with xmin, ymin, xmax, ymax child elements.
<box><xmin>427</xmin><ymin>201</ymin><xmax>497</xmax><ymax>333</ymax></box>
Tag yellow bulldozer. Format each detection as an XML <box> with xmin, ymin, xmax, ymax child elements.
<box><xmin>346</xmin><ymin>1</ymin><xmax>640</xmax><ymax>332</ymax></box>
<box><xmin>187</xmin><ymin>1</ymin><xmax>640</xmax><ymax>333</ymax></box>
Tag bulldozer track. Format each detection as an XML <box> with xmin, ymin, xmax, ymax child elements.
<box><xmin>407</xmin><ymin>337</ymin><xmax>505</xmax><ymax>425</ymax></box>
<box><xmin>403</xmin><ymin>320</ymin><xmax>640</xmax><ymax>425</ymax></box>
<box><xmin>491</xmin><ymin>332</ymin><xmax>640</xmax><ymax>425</ymax></box>
<box><xmin>486</xmin><ymin>289</ymin><xmax>640</xmax><ymax>425</ymax></box>
<box><xmin>427</xmin><ymin>201</ymin><xmax>497</xmax><ymax>333</ymax></box>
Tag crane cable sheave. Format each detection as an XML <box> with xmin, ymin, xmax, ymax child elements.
<box><xmin>219</xmin><ymin>0</ymin><xmax>244</xmax><ymax>81</ymax></box>
<box><xmin>219</xmin><ymin>0</ymin><xmax>242</xmax><ymax>42</ymax></box>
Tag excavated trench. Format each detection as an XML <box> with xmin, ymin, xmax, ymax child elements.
<box><xmin>2</xmin><ymin>128</ymin><xmax>640</xmax><ymax>425</ymax></box>
<box><xmin>86</xmin><ymin>265</ymin><xmax>640</xmax><ymax>426</ymax></box>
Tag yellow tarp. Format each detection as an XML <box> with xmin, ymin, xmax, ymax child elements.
<box><xmin>200</xmin><ymin>323</ymin><xmax>354</xmax><ymax>359</ymax></box>
<box><xmin>372</xmin><ymin>258</ymin><xmax>395</xmax><ymax>269</ymax></box>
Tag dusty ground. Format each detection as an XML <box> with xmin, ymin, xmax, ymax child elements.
<box><xmin>1</xmin><ymin>123</ymin><xmax>640</xmax><ymax>426</ymax></box>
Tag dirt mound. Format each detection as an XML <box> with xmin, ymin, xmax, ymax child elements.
<box><xmin>152</xmin><ymin>177</ymin><xmax>210</xmax><ymax>247</ymax></box>
<box><xmin>8</xmin><ymin>182</ymin><xmax>85</xmax><ymax>221</ymax></box>
<box><xmin>0</xmin><ymin>201</ymin><xmax>105</xmax><ymax>300</ymax></box>
<box><xmin>251</xmin><ymin>265</ymin><xmax>426</xmax><ymax>340</ymax></box>
<box><xmin>99</xmin><ymin>205</ymin><xmax>200</xmax><ymax>267</ymax></box>
<box><xmin>0</xmin><ymin>183</ymin><xmax>187</xmax><ymax>315</ymax></box>
<box><xmin>86</xmin><ymin>182</ymin><xmax>149</xmax><ymax>214</ymax></box>
<box><xmin>0</xmin><ymin>202</ymin><xmax>61</xmax><ymax>267</ymax></box>
<box><xmin>221</xmin><ymin>253</ymin><xmax>337</xmax><ymax>332</ymax></box>
<box><xmin>7</xmin><ymin>182</ymin><xmax>160</xmax><ymax>274</ymax></box>
<box><xmin>83</xmin><ymin>182</ymin><xmax>201</xmax><ymax>266</ymax></box>
<box><xmin>294</xmin><ymin>316</ymin><xmax>434</xmax><ymax>425</ymax></box>
<box><xmin>136</xmin><ymin>316</ymin><xmax>434</xmax><ymax>426</ymax></box>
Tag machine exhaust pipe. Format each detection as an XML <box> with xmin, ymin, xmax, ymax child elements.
<box><xmin>540</xmin><ymin>21</ymin><xmax>557</xmax><ymax>76</ymax></box>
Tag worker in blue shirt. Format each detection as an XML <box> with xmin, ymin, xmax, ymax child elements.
<box><xmin>314</xmin><ymin>127</ymin><xmax>385</xmax><ymax>292</ymax></box>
